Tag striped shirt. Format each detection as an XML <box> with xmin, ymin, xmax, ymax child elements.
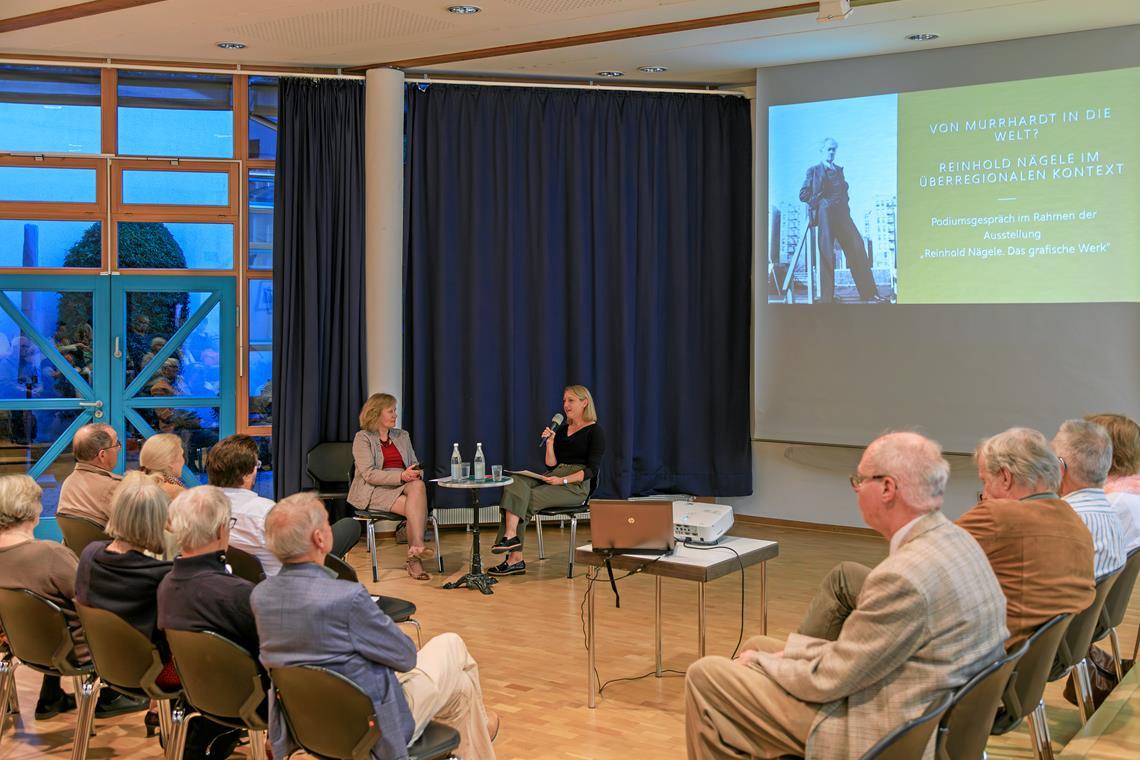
<box><xmin>1064</xmin><ymin>488</ymin><xmax>1126</xmax><ymax>577</ymax></box>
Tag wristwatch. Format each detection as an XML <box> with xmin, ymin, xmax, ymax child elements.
<box><xmin>562</xmin><ymin>477</ymin><xmax>568</xmax><ymax>485</ymax></box>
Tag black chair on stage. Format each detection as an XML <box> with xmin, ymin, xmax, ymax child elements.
<box><xmin>56</xmin><ymin>515</ymin><xmax>110</xmax><ymax>557</ymax></box>
<box><xmin>990</xmin><ymin>614</ymin><xmax>1072</xmax><ymax>760</ymax></box>
<box><xmin>271</xmin><ymin>665</ymin><xmax>460</xmax><ymax>760</ymax></box>
<box><xmin>165</xmin><ymin>629</ymin><xmax>269</xmax><ymax>760</ymax></box>
<box><xmin>533</xmin><ymin>467</ymin><xmax>600</xmax><ymax>578</ymax></box>
<box><xmin>324</xmin><ymin>554</ymin><xmax>422</xmax><ymax>647</ymax></box>
<box><xmin>225</xmin><ymin>545</ymin><xmax>267</xmax><ymax>584</ymax></box>
<box><xmin>935</xmin><ymin>637</ymin><xmax>1028</xmax><ymax>760</ymax></box>
<box><xmin>1091</xmin><ymin>546</ymin><xmax>1140</xmax><ymax>680</ymax></box>
<box><xmin>0</xmin><ymin>589</ymin><xmax>100</xmax><ymax>759</ymax></box>
<box><xmin>347</xmin><ymin>461</ymin><xmax>443</xmax><ymax>582</ymax></box>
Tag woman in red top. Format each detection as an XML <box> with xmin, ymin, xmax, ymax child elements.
<box><xmin>347</xmin><ymin>393</ymin><xmax>431</xmax><ymax>580</ymax></box>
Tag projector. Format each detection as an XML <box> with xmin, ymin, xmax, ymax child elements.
<box><xmin>673</xmin><ymin>502</ymin><xmax>734</xmax><ymax>545</ymax></box>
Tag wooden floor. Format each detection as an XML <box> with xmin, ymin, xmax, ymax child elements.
<box><xmin>3</xmin><ymin>520</ymin><xmax>1138</xmax><ymax>760</ymax></box>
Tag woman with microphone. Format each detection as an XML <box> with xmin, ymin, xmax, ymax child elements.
<box><xmin>488</xmin><ymin>384</ymin><xmax>606</xmax><ymax>576</ymax></box>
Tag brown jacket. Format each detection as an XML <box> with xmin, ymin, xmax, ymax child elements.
<box><xmin>956</xmin><ymin>494</ymin><xmax>1095</xmax><ymax>647</ymax></box>
<box><xmin>57</xmin><ymin>462</ymin><xmax>123</xmax><ymax>527</ymax></box>
<box><xmin>0</xmin><ymin>539</ymin><xmax>88</xmax><ymax>660</ymax></box>
<box><xmin>346</xmin><ymin>429</ymin><xmax>418</xmax><ymax>512</ymax></box>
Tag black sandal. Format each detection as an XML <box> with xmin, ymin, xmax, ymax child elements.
<box><xmin>490</xmin><ymin>536</ymin><xmax>522</xmax><ymax>554</ymax></box>
<box><xmin>488</xmin><ymin>559</ymin><xmax>526</xmax><ymax>576</ymax></box>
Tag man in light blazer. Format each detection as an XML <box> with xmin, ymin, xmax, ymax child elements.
<box><xmin>684</xmin><ymin>432</ymin><xmax>1007</xmax><ymax>759</ymax></box>
<box><xmin>250</xmin><ymin>493</ymin><xmax>497</xmax><ymax>760</ymax></box>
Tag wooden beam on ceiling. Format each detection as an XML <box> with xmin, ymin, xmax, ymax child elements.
<box><xmin>0</xmin><ymin>0</ymin><xmax>169</xmax><ymax>35</ymax></box>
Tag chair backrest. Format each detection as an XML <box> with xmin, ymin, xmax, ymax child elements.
<box><xmin>860</xmin><ymin>693</ymin><xmax>953</xmax><ymax>760</ymax></box>
<box><xmin>937</xmin><ymin>638</ymin><xmax>1028</xmax><ymax>760</ymax></box>
<box><xmin>325</xmin><ymin>553</ymin><xmax>359</xmax><ymax>583</ymax></box>
<box><xmin>993</xmin><ymin>614</ymin><xmax>1071</xmax><ymax>733</ymax></box>
<box><xmin>307</xmin><ymin>442</ymin><xmax>354</xmax><ymax>491</ymax></box>
<box><xmin>74</xmin><ymin>602</ymin><xmax>169</xmax><ymax>699</ymax></box>
<box><xmin>1051</xmin><ymin>568</ymin><xmax>1121</xmax><ymax>679</ymax></box>
<box><xmin>1095</xmin><ymin>546</ymin><xmax>1140</xmax><ymax>639</ymax></box>
<box><xmin>166</xmin><ymin>629</ymin><xmax>267</xmax><ymax>730</ymax></box>
<box><xmin>271</xmin><ymin>665</ymin><xmax>381</xmax><ymax>760</ymax></box>
<box><xmin>56</xmin><ymin>514</ymin><xmax>110</xmax><ymax>556</ymax></box>
<box><xmin>0</xmin><ymin>588</ymin><xmax>84</xmax><ymax>676</ymax></box>
<box><xmin>225</xmin><ymin>545</ymin><xmax>266</xmax><ymax>584</ymax></box>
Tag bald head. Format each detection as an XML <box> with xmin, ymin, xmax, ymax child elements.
<box><xmin>863</xmin><ymin>432</ymin><xmax>950</xmax><ymax>513</ymax></box>
<box><xmin>264</xmin><ymin>492</ymin><xmax>329</xmax><ymax>564</ymax></box>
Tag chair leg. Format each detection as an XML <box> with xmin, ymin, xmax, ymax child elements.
<box><xmin>1074</xmin><ymin>660</ymin><xmax>1096</xmax><ymax>723</ymax></box>
<box><xmin>250</xmin><ymin>729</ymin><xmax>268</xmax><ymax>760</ymax></box>
<box><xmin>402</xmin><ymin>618</ymin><xmax>423</xmax><ymax>649</ymax></box>
<box><xmin>535</xmin><ymin>515</ymin><xmax>546</xmax><ymax>560</ymax></box>
<box><xmin>1108</xmin><ymin>628</ymin><xmax>1125</xmax><ymax>682</ymax></box>
<box><xmin>166</xmin><ymin>702</ymin><xmax>197</xmax><ymax>760</ymax></box>
<box><xmin>70</xmin><ymin>675</ymin><xmax>100</xmax><ymax>760</ymax></box>
<box><xmin>567</xmin><ymin>516</ymin><xmax>578</xmax><ymax>578</ymax></box>
<box><xmin>1026</xmin><ymin>700</ymin><xmax>1055</xmax><ymax>760</ymax></box>
<box><xmin>157</xmin><ymin>699</ymin><xmax>173</xmax><ymax>746</ymax></box>
<box><xmin>367</xmin><ymin>518</ymin><xmax>380</xmax><ymax>583</ymax></box>
<box><xmin>0</xmin><ymin>657</ymin><xmax>15</xmax><ymax>745</ymax></box>
<box><xmin>429</xmin><ymin>514</ymin><xmax>444</xmax><ymax>573</ymax></box>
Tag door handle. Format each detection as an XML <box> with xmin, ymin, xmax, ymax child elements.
<box><xmin>113</xmin><ymin>336</ymin><xmax>123</xmax><ymax>358</ymax></box>
<box><xmin>78</xmin><ymin>400</ymin><xmax>103</xmax><ymax>408</ymax></box>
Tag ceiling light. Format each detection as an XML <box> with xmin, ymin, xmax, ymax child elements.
<box><xmin>596</xmin><ymin>71</ymin><xmax>624</xmax><ymax>78</ymax></box>
<box><xmin>638</xmin><ymin>66</ymin><xmax>668</xmax><ymax>74</ymax></box>
<box><xmin>216</xmin><ymin>42</ymin><xmax>246</xmax><ymax>49</ymax></box>
<box><xmin>817</xmin><ymin>0</ymin><xmax>852</xmax><ymax>22</ymax></box>
<box><xmin>905</xmin><ymin>33</ymin><xmax>940</xmax><ymax>42</ymax></box>
<box><xmin>447</xmin><ymin>4</ymin><xmax>481</xmax><ymax>13</ymax></box>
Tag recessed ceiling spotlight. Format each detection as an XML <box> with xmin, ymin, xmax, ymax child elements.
<box><xmin>216</xmin><ymin>41</ymin><xmax>247</xmax><ymax>49</ymax></box>
<box><xmin>596</xmin><ymin>71</ymin><xmax>624</xmax><ymax>78</ymax></box>
<box><xmin>447</xmin><ymin>4</ymin><xmax>481</xmax><ymax>13</ymax></box>
<box><xmin>905</xmin><ymin>33</ymin><xmax>939</xmax><ymax>42</ymax></box>
<box><xmin>637</xmin><ymin>66</ymin><xmax>668</xmax><ymax>74</ymax></box>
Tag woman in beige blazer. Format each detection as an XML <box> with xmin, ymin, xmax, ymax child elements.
<box><xmin>347</xmin><ymin>393</ymin><xmax>431</xmax><ymax>580</ymax></box>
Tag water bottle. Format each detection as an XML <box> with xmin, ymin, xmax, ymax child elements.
<box><xmin>473</xmin><ymin>442</ymin><xmax>485</xmax><ymax>480</ymax></box>
<box><xmin>450</xmin><ymin>443</ymin><xmax>462</xmax><ymax>481</ymax></box>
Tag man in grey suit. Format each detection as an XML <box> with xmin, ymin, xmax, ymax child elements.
<box><xmin>250</xmin><ymin>493</ymin><xmax>498</xmax><ymax>760</ymax></box>
<box><xmin>685</xmin><ymin>432</ymin><xmax>1008</xmax><ymax>759</ymax></box>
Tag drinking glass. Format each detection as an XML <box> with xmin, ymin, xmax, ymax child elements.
<box><xmin>492</xmin><ymin>465</ymin><xmax>503</xmax><ymax>481</ymax></box>
<box><xmin>461</xmin><ymin>462</ymin><xmax>471</xmax><ymax>480</ymax></box>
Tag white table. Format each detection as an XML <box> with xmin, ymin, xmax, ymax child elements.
<box><xmin>574</xmin><ymin>535</ymin><xmax>780</xmax><ymax>707</ymax></box>
<box><xmin>436</xmin><ymin>476</ymin><xmax>513</xmax><ymax>595</ymax></box>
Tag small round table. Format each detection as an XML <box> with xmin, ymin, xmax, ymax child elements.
<box><xmin>437</xmin><ymin>476</ymin><xmax>513</xmax><ymax>595</ymax></box>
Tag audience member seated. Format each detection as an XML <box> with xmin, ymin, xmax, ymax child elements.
<box><xmin>1087</xmin><ymin>413</ymin><xmax>1140</xmax><ymax>552</ymax></box>
<box><xmin>1054</xmin><ymin>419</ymin><xmax>1126</xmax><ymax>576</ymax></box>
<box><xmin>684</xmin><ymin>432</ymin><xmax>1007</xmax><ymax>759</ymax></box>
<box><xmin>56</xmin><ymin>423</ymin><xmax>123</xmax><ymax>526</ymax></box>
<box><xmin>348</xmin><ymin>393</ymin><xmax>432</xmax><ymax>580</ymax></box>
<box><xmin>138</xmin><ymin>433</ymin><xmax>187</xmax><ymax>501</ymax></box>
<box><xmin>251</xmin><ymin>493</ymin><xmax>499</xmax><ymax>760</ymax></box>
<box><xmin>0</xmin><ymin>474</ymin><xmax>146</xmax><ymax>720</ymax></box>
<box><xmin>75</xmin><ymin>472</ymin><xmax>177</xmax><ymax>693</ymax></box>
<box><xmin>207</xmin><ymin>434</ymin><xmax>281</xmax><ymax>576</ymax></box>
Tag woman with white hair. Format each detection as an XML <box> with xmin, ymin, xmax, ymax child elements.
<box><xmin>138</xmin><ymin>433</ymin><xmax>186</xmax><ymax>501</ymax></box>
<box><xmin>0</xmin><ymin>474</ymin><xmax>146</xmax><ymax>720</ymax></box>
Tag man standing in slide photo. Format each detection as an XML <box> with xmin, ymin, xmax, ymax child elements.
<box><xmin>799</xmin><ymin>138</ymin><xmax>889</xmax><ymax>303</ymax></box>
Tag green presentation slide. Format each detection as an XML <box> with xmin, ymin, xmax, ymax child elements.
<box><xmin>897</xmin><ymin>67</ymin><xmax>1140</xmax><ymax>304</ymax></box>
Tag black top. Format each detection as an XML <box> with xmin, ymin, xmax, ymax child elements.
<box><xmin>552</xmin><ymin>423</ymin><xmax>606</xmax><ymax>481</ymax></box>
<box><xmin>75</xmin><ymin>540</ymin><xmax>172</xmax><ymax>646</ymax></box>
<box><xmin>156</xmin><ymin>550</ymin><xmax>260</xmax><ymax>657</ymax></box>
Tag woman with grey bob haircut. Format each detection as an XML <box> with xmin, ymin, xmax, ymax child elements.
<box><xmin>105</xmin><ymin>471</ymin><xmax>170</xmax><ymax>556</ymax></box>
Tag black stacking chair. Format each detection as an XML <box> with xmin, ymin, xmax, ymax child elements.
<box><xmin>324</xmin><ymin>554</ymin><xmax>423</xmax><ymax>647</ymax></box>
<box><xmin>271</xmin><ymin>665</ymin><xmax>460</xmax><ymax>760</ymax></box>
<box><xmin>1048</xmin><ymin>568</ymin><xmax>1122</xmax><ymax>724</ymax></box>
<box><xmin>225</xmin><ymin>545</ymin><xmax>267</xmax><ymax>584</ymax></box>
<box><xmin>1091</xmin><ymin>546</ymin><xmax>1140</xmax><ymax>680</ymax></box>
<box><xmin>991</xmin><ymin>614</ymin><xmax>1072</xmax><ymax>760</ymax></box>
<box><xmin>936</xmin><ymin>637</ymin><xmax>1028</xmax><ymax>760</ymax></box>
<box><xmin>166</xmin><ymin>629</ymin><xmax>269</xmax><ymax>760</ymax></box>
<box><xmin>534</xmin><ymin>467</ymin><xmax>600</xmax><ymax>578</ymax></box>
<box><xmin>861</xmin><ymin>693</ymin><xmax>954</xmax><ymax>760</ymax></box>
<box><xmin>56</xmin><ymin>515</ymin><xmax>110</xmax><ymax>557</ymax></box>
<box><xmin>0</xmin><ymin>589</ymin><xmax>100</xmax><ymax>758</ymax></box>
<box><xmin>347</xmin><ymin>461</ymin><xmax>443</xmax><ymax>582</ymax></box>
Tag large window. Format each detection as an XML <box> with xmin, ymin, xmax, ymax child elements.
<box><xmin>0</xmin><ymin>65</ymin><xmax>101</xmax><ymax>154</ymax></box>
<box><xmin>117</xmin><ymin>70</ymin><xmax>234</xmax><ymax>158</ymax></box>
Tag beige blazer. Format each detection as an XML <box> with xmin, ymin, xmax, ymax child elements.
<box><xmin>755</xmin><ymin>511</ymin><xmax>1009</xmax><ymax>759</ymax></box>
<box><xmin>346</xmin><ymin>429</ymin><xmax>418</xmax><ymax>512</ymax></box>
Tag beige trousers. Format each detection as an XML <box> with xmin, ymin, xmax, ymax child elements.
<box><xmin>685</xmin><ymin>635</ymin><xmax>817</xmax><ymax>759</ymax></box>
<box><xmin>398</xmin><ymin>632</ymin><xmax>496</xmax><ymax>759</ymax></box>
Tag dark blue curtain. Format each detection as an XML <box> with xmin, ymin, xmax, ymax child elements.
<box><xmin>403</xmin><ymin>84</ymin><xmax>752</xmax><ymax>499</ymax></box>
<box><xmin>271</xmin><ymin>78</ymin><xmax>367</xmax><ymax>499</ymax></box>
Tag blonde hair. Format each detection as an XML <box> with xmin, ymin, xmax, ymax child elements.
<box><xmin>0</xmin><ymin>474</ymin><xmax>42</xmax><ymax>531</ymax></box>
<box><xmin>359</xmin><ymin>393</ymin><xmax>397</xmax><ymax>432</ymax></box>
<box><xmin>139</xmin><ymin>433</ymin><xmax>183</xmax><ymax>478</ymax></box>
<box><xmin>265</xmin><ymin>492</ymin><xmax>327</xmax><ymax>563</ymax></box>
<box><xmin>565</xmin><ymin>385</ymin><xmax>597</xmax><ymax>423</ymax></box>
<box><xmin>1085</xmin><ymin>413</ymin><xmax>1140</xmax><ymax>478</ymax></box>
<box><xmin>169</xmin><ymin>486</ymin><xmax>231</xmax><ymax>551</ymax></box>
<box><xmin>106</xmin><ymin>471</ymin><xmax>169</xmax><ymax>554</ymax></box>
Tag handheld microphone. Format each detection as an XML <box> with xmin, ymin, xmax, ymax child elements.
<box><xmin>539</xmin><ymin>413</ymin><xmax>565</xmax><ymax>447</ymax></box>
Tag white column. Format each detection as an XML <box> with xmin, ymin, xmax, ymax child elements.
<box><xmin>364</xmin><ymin>68</ymin><xmax>405</xmax><ymax>399</ymax></box>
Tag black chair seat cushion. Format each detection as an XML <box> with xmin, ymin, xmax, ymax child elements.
<box><xmin>409</xmin><ymin>720</ymin><xmax>461</xmax><ymax>760</ymax></box>
<box><xmin>535</xmin><ymin>504</ymin><xmax>587</xmax><ymax>517</ymax></box>
<box><xmin>375</xmin><ymin>596</ymin><xmax>416</xmax><ymax>623</ymax></box>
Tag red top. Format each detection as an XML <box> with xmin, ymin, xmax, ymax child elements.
<box><xmin>380</xmin><ymin>437</ymin><xmax>405</xmax><ymax>470</ymax></box>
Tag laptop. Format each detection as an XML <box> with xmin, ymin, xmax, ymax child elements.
<box><xmin>591</xmin><ymin>501</ymin><xmax>675</xmax><ymax>555</ymax></box>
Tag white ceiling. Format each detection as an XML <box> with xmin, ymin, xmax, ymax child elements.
<box><xmin>1</xmin><ymin>0</ymin><xmax>1138</xmax><ymax>84</ymax></box>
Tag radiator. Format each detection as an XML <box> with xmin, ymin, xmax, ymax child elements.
<box><xmin>433</xmin><ymin>504</ymin><xmax>589</xmax><ymax>528</ymax></box>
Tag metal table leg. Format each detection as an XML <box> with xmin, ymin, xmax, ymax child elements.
<box><xmin>761</xmin><ymin>561</ymin><xmax>768</xmax><ymax>635</ymax></box>
<box><xmin>698</xmin><ymin>582</ymin><xmax>706</xmax><ymax>657</ymax></box>
<box><xmin>588</xmin><ymin>570</ymin><xmax>598</xmax><ymax>708</ymax></box>
<box><xmin>442</xmin><ymin>490</ymin><xmax>497</xmax><ymax>594</ymax></box>
<box><xmin>655</xmin><ymin>576</ymin><xmax>663</xmax><ymax>677</ymax></box>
